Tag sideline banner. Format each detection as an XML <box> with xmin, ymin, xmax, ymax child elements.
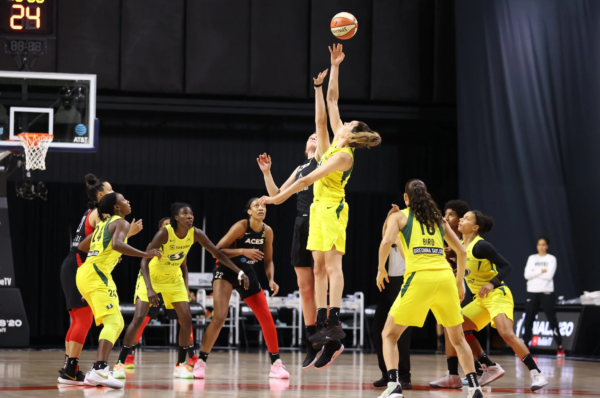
<box><xmin>0</xmin><ymin>288</ymin><xmax>29</xmax><ymax>347</ymax></box>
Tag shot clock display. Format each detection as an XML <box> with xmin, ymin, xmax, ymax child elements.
<box><xmin>0</xmin><ymin>0</ymin><xmax>54</xmax><ymax>36</ymax></box>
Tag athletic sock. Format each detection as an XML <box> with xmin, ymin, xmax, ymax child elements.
<box><xmin>328</xmin><ymin>307</ymin><xmax>341</xmax><ymax>325</ymax></box>
<box><xmin>93</xmin><ymin>361</ymin><xmax>108</xmax><ymax>370</ymax></box>
<box><xmin>130</xmin><ymin>344</ymin><xmax>137</xmax><ymax>356</ymax></box>
<box><xmin>465</xmin><ymin>372</ymin><xmax>480</xmax><ymax>387</ymax></box>
<box><xmin>474</xmin><ymin>360</ymin><xmax>484</xmax><ymax>376</ymax></box>
<box><xmin>63</xmin><ymin>354</ymin><xmax>68</xmax><ymax>370</ymax></box>
<box><xmin>65</xmin><ymin>357</ymin><xmax>79</xmax><ymax>375</ymax></box>
<box><xmin>317</xmin><ymin>308</ymin><xmax>327</xmax><ymax>324</ymax></box>
<box><xmin>177</xmin><ymin>346</ymin><xmax>187</xmax><ymax>365</ymax></box>
<box><xmin>118</xmin><ymin>345</ymin><xmax>131</xmax><ymax>364</ymax></box>
<box><xmin>521</xmin><ymin>354</ymin><xmax>540</xmax><ymax>372</ymax></box>
<box><xmin>199</xmin><ymin>351</ymin><xmax>209</xmax><ymax>363</ymax></box>
<box><xmin>269</xmin><ymin>352</ymin><xmax>280</xmax><ymax>365</ymax></box>
<box><xmin>388</xmin><ymin>369</ymin><xmax>399</xmax><ymax>383</ymax></box>
<box><xmin>186</xmin><ymin>345</ymin><xmax>195</xmax><ymax>359</ymax></box>
<box><xmin>477</xmin><ymin>352</ymin><xmax>495</xmax><ymax>367</ymax></box>
<box><xmin>447</xmin><ymin>356</ymin><xmax>459</xmax><ymax>376</ymax></box>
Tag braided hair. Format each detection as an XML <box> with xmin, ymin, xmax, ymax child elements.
<box><xmin>405</xmin><ymin>179</ymin><xmax>443</xmax><ymax>229</ymax></box>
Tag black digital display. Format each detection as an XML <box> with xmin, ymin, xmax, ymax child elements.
<box><xmin>0</xmin><ymin>0</ymin><xmax>54</xmax><ymax>36</ymax></box>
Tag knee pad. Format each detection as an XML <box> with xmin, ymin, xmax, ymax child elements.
<box><xmin>99</xmin><ymin>313</ymin><xmax>125</xmax><ymax>345</ymax></box>
<box><xmin>464</xmin><ymin>330</ymin><xmax>477</xmax><ymax>343</ymax></box>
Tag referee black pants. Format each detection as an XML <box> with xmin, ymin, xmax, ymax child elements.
<box><xmin>522</xmin><ymin>292</ymin><xmax>563</xmax><ymax>346</ymax></box>
<box><xmin>372</xmin><ymin>275</ymin><xmax>412</xmax><ymax>380</ymax></box>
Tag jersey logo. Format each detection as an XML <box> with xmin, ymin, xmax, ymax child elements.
<box><xmin>106</xmin><ymin>304</ymin><xmax>114</xmax><ymax>310</ymax></box>
<box><xmin>245</xmin><ymin>238</ymin><xmax>264</xmax><ymax>244</ymax></box>
<box><xmin>168</xmin><ymin>252</ymin><xmax>185</xmax><ymax>261</ymax></box>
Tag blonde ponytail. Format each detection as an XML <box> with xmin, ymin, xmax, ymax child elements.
<box><xmin>349</xmin><ymin>121</ymin><xmax>381</xmax><ymax>149</ymax></box>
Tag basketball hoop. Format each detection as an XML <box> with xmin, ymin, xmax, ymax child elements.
<box><xmin>17</xmin><ymin>133</ymin><xmax>54</xmax><ymax>171</ymax></box>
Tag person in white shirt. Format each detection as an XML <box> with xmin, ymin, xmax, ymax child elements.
<box><xmin>522</xmin><ymin>237</ymin><xmax>564</xmax><ymax>357</ymax></box>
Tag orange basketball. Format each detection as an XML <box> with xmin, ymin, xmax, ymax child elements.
<box><xmin>330</xmin><ymin>12</ymin><xmax>358</xmax><ymax>40</ymax></box>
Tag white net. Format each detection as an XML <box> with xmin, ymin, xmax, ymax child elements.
<box><xmin>18</xmin><ymin>133</ymin><xmax>54</xmax><ymax>170</ymax></box>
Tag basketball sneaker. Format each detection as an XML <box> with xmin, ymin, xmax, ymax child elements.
<box><xmin>557</xmin><ymin>345</ymin><xmax>565</xmax><ymax>357</ymax></box>
<box><xmin>373</xmin><ymin>375</ymin><xmax>388</xmax><ymax>388</ymax></box>
<box><xmin>57</xmin><ymin>366</ymin><xmax>86</xmax><ymax>385</ymax></box>
<box><xmin>302</xmin><ymin>339</ymin><xmax>324</xmax><ymax>369</ymax></box>
<box><xmin>269</xmin><ymin>359</ymin><xmax>290</xmax><ymax>379</ymax></box>
<box><xmin>124</xmin><ymin>354</ymin><xmax>135</xmax><ymax>369</ymax></box>
<box><xmin>84</xmin><ymin>366</ymin><xmax>124</xmax><ymax>389</ymax></box>
<box><xmin>173</xmin><ymin>363</ymin><xmax>194</xmax><ymax>379</ymax></box>
<box><xmin>193</xmin><ymin>359</ymin><xmax>206</xmax><ymax>379</ymax></box>
<box><xmin>479</xmin><ymin>363</ymin><xmax>505</xmax><ymax>386</ymax></box>
<box><xmin>530</xmin><ymin>369</ymin><xmax>548</xmax><ymax>392</ymax></box>
<box><xmin>315</xmin><ymin>340</ymin><xmax>344</xmax><ymax>369</ymax></box>
<box><xmin>378</xmin><ymin>382</ymin><xmax>403</xmax><ymax>398</ymax></box>
<box><xmin>112</xmin><ymin>361</ymin><xmax>125</xmax><ymax>379</ymax></box>
<box><xmin>188</xmin><ymin>354</ymin><xmax>199</xmax><ymax>367</ymax></box>
<box><xmin>467</xmin><ymin>386</ymin><xmax>484</xmax><ymax>398</ymax></box>
<box><xmin>308</xmin><ymin>321</ymin><xmax>346</xmax><ymax>344</ymax></box>
<box><xmin>429</xmin><ymin>371</ymin><xmax>463</xmax><ymax>388</ymax></box>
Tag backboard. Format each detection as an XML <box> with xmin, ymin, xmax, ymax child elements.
<box><xmin>0</xmin><ymin>71</ymin><xmax>98</xmax><ymax>152</ymax></box>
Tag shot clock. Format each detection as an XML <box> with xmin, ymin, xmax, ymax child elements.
<box><xmin>0</xmin><ymin>0</ymin><xmax>54</xmax><ymax>37</ymax></box>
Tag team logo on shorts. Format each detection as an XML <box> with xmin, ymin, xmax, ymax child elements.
<box><xmin>106</xmin><ymin>304</ymin><xmax>114</xmax><ymax>310</ymax></box>
<box><xmin>168</xmin><ymin>252</ymin><xmax>185</xmax><ymax>261</ymax></box>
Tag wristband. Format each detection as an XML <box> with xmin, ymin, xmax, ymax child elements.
<box><xmin>238</xmin><ymin>271</ymin><xmax>245</xmax><ymax>281</ymax></box>
<box><xmin>314</xmin><ymin>83</ymin><xmax>323</xmax><ymax>88</ymax></box>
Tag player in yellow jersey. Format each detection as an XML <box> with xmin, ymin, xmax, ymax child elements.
<box><xmin>432</xmin><ymin>210</ymin><xmax>548</xmax><ymax>392</ymax></box>
<box><xmin>260</xmin><ymin>44</ymin><xmax>381</xmax><ymax>360</ymax></box>
<box><xmin>76</xmin><ymin>192</ymin><xmax>161</xmax><ymax>389</ymax></box>
<box><xmin>377</xmin><ymin>180</ymin><xmax>483</xmax><ymax>398</ymax></box>
<box><xmin>116</xmin><ymin>202</ymin><xmax>250</xmax><ymax>379</ymax></box>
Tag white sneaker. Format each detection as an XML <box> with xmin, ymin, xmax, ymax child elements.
<box><xmin>530</xmin><ymin>369</ymin><xmax>548</xmax><ymax>392</ymax></box>
<box><xmin>378</xmin><ymin>382</ymin><xmax>404</xmax><ymax>398</ymax></box>
<box><xmin>173</xmin><ymin>363</ymin><xmax>194</xmax><ymax>379</ymax></box>
<box><xmin>429</xmin><ymin>371</ymin><xmax>463</xmax><ymax>388</ymax></box>
<box><xmin>468</xmin><ymin>386</ymin><xmax>484</xmax><ymax>398</ymax></box>
<box><xmin>112</xmin><ymin>361</ymin><xmax>126</xmax><ymax>379</ymax></box>
<box><xmin>479</xmin><ymin>363</ymin><xmax>505</xmax><ymax>386</ymax></box>
<box><xmin>83</xmin><ymin>366</ymin><xmax>124</xmax><ymax>389</ymax></box>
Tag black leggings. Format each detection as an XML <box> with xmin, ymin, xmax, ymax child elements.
<box><xmin>372</xmin><ymin>276</ymin><xmax>412</xmax><ymax>380</ymax></box>
<box><xmin>522</xmin><ymin>292</ymin><xmax>563</xmax><ymax>346</ymax></box>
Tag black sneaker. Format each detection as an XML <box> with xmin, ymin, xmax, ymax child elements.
<box><xmin>380</xmin><ymin>382</ymin><xmax>404</xmax><ymax>398</ymax></box>
<box><xmin>373</xmin><ymin>375</ymin><xmax>388</xmax><ymax>388</ymax></box>
<box><xmin>302</xmin><ymin>338</ymin><xmax>324</xmax><ymax>369</ymax></box>
<box><xmin>314</xmin><ymin>340</ymin><xmax>344</xmax><ymax>369</ymax></box>
<box><xmin>308</xmin><ymin>322</ymin><xmax>346</xmax><ymax>344</ymax></box>
<box><xmin>57</xmin><ymin>367</ymin><xmax>86</xmax><ymax>385</ymax></box>
<box><xmin>400</xmin><ymin>378</ymin><xmax>412</xmax><ymax>390</ymax></box>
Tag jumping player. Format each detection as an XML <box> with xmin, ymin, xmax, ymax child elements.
<box><xmin>76</xmin><ymin>192</ymin><xmax>160</xmax><ymax>389</ymax></box>
<box><xmin>260</xmin><ymin>44</ymin><xmax>381</xmax><ymax>353</ymax></box>
<box><xmin>116</xmin><ymin>203</ymin><xmax>250</xmax><ymax>379</ymax></box>
<box><xmin>198</xmin><ymin>198</ymin><xmax>289</xmax><ymax>379</ymax></box>
<box><xmin>431</xmin><ymin>211</ymin><xmax>549</xmax><ymax>392</ymax></box>
<box><xmin>256</xmin><ymin>133</ymin><xmax>327</xmax><ymax>368</ymax></box>
<box><xmin>58</xmin><ymin>174</ymin><xmax>142</xmax><ymax>385</ymax></box>
<box><xmin>377</xmin><ymin>179</ymin><xmax>483</xmax><ymax>398</ymax></box>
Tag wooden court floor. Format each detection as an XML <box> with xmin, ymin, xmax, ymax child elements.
<box><xmin>0</xmin><ymin>350</ymin><xmax>598</xmax><ymax>397</ymax></box>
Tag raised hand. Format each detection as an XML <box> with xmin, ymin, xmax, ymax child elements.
<box><xmin>329</xmin><ymin>43</ymin><xmax>345</xmax><ymax>66</ymax></box>
<box><xmin>313</xmin><ymin>69</ymin><xmax>329</xmax><ymax>86</ymax></box>
<box><xmin>128</xmin><ymin>218</ymin><xmax>143</xmax><ymax>237</ymax></box>
<box><xmin>257</xmin><ymin>153</ymin><xmax>272</xmax><ymax>173</ymax></box>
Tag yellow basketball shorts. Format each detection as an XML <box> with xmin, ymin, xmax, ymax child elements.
<box><xmin>76</xmin><ymin>264</ymin><xmax>121</xmax><ymax>326</ymax></box>
<box><xmin>307</xmin><ymin>199</ymin><xmax>349</xmax><ymax>254</ymax></box>
<box><xmin>463</xmin><ymin>285</ymin><xmax>514</xmax><ymax>331</ymax></box>
<box><xmin>134</xmin><ymin>270</ymin><xmax>189</xmax><ymax>309</ymax></box>
<box><xmin>389</xmin><ymin>269</ymin><xmax>464</xmax><ymax>328</ymax></box>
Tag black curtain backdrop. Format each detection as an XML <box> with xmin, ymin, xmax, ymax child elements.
<box><xmin>456</xmin><ymin>0</ymin><xmax>600</xmax><ymax>303</ymax></box>
<box><xmin>7</xmin><ymin>110</ymin><xmax>458</xmax><ymax>346</ymax></box>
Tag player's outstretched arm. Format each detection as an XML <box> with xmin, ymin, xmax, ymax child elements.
<box><xmin>377</xmin><ymin>212</ymin><xmax>405</xmax><ymax>292</ymax></box>
<box><xmin>257</xmin><ymin>153</ymin><xmax>299</xmax><ymax>197</ymax></box>
<box><xmin>110</xmin><ymin>219</ymin><xmax>162</xmax><ymax>259</ymax></box>
<box><xmin>314</xmin><ymin>69</ymin><xmax>330</xmax><ymax>161</ymax></box>
<box><xmin>259</xmin><ymin>152</ymin><xmax>352</xmax><ymax>206</ymax></box>
<box><xmin>195</xmin><ymin>227</ymin><xmax>250</xmax><ymax>289</ymax></box>
<box><xmin>327</xmin><ymin>44</ymin><xmax>345</xmax><ymax>140</ymax></box>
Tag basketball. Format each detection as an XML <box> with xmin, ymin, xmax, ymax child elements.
<box><xmin>330</xmin><ymin>12</ymin><xmax>358</xmax><ymax>40</ymax></box>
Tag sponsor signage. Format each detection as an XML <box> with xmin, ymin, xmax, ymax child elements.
<box><xmin>514</xmin><ymin>310</ymin><xmax>580</xmax><ymax>351</ymax></box>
